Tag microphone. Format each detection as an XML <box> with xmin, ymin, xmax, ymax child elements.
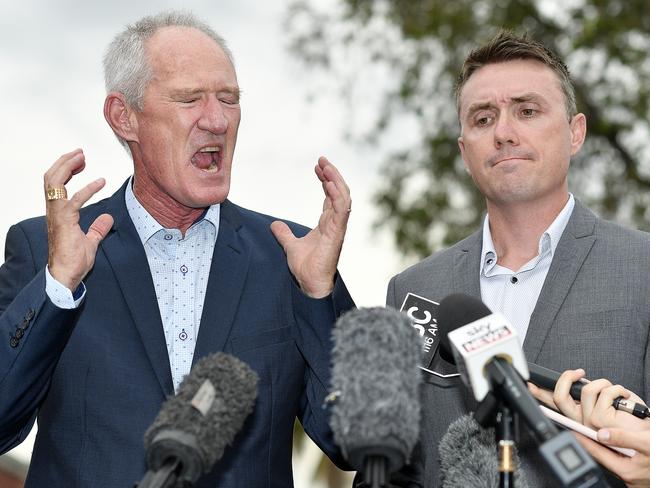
<box><xmin>137</xmin><ymin>352</ymin><xmax>258</xmax><ymax>488</ymax></box>
<box><xmin>329</xmin><ymin>307</ymin><xmax>421</xmax><ymax>488</ymax></box>
<box><xmin>527</xmin><ymin>363</ymin><xmax>584</xmax><ymax>401</ymax></box>
<box><xmin>439</xmin><ymin>293</ymin><xmax>609</xmax><ymax>488</ymax></box>
<box><xmin>528</xmin><ymin>363</ymin><xmax>650</xmax><ymax>420</ymax></box>
<box><xmin>439</xmin><ymin>414</ymin><xmax>530</xmax><ymax>488</ymax></box>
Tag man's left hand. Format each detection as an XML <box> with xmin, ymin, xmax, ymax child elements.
<box><xmin>271</xmin><ymin>156</ymin><xmax>351</xmax><ymax>298</ymax></box>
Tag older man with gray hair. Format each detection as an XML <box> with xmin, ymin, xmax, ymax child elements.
<box><xmin>0</xmin><ymin>11</ymin><xmax>354</xmax><ymax>488</ymax></box>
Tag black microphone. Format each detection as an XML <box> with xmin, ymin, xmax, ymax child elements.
<box><xmin>528</xmin><ymin>363</ymin><xmax>650</xmax><ymax>419</ymax></box>
<box><xmin>439</xmin><ymin>414</ymin><xmax>530</xmax><ymax>488</ymax></box>
<box><xmin>329</xmin><ymin>307</ymin><xmax>421</xmax><ymax>488</ymax></box>
<box><xmin>527</xmin><ymin>363</ymin><xmax>584</xmax><ymax>401</ymax></box>
<box><xmin>137</xmin><ymin>352</ymin><xmax>258</xmax><ymax>488</ymax></box>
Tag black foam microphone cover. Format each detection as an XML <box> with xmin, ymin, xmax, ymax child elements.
<box><xmin>437</xmin><ymin>293</ymin><xmax>492</xmax><ymax>363</ymax></box>
<box><xmin>330</xmin><ymin>307</ymin><xmax>421</xmax><ymax>480</ymax></box>
<box><xmin>143</xmin><ymin>352</ymin><xmax>258</xmax><ymax>484</ymax></box>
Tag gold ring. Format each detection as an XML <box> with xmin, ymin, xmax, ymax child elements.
<box><xmin>46</xmin><ymin>186</ymin><xmax>68</xmax><ymax>201</ymax></box>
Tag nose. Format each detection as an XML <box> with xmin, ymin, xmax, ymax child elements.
<box><xmin>198</xmin><ymin>96</ymin><xmax>228</xmax><ymax>134</ymax></box>
<box><xmin>493</xmin><ymin>113</ymin><xmax>519</xmax><ymax>147</ymax></box>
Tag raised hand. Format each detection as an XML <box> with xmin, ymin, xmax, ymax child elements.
<box><xmin>45</xmin><ymin>149</ymin><xmax>114</xmax><ymax>291</ymax></box>
<box><xmin>270</xmin><ymin>156</ymin><xmax>351</xmax><ymax>298</ymax></box>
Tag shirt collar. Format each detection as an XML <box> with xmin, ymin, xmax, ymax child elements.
<box><xmin>124</xmin><ymin>176</ymin><xmax>220</xmax><ymax>245</ymax></box>
<box><xmin>480</xmin><ymin>194</ymin><xmax>575</xmax><ymax>273</ymax></box>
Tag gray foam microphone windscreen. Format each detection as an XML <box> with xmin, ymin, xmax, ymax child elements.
<box><xmin>439</xmin><ymin>414</ymin><xmax>529</xmax><ymax>488</ymax></box>
<box><xmin>330</xmin><ymin>307</ymin><xmax>421</xmax><ymax>475</ymax></box>
<box><xmin>143</xmin><ymin>352</ymin><xmax>258</xmax><ymax>483</ymax></box>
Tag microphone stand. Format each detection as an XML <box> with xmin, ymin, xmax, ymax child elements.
<box><xmin>496</xmin><ymin>404</ymin><xmax>515</xmax><ymax>488</ymax></box>
<box><xmin>475</xmin><ymin>391</ymin><xmax>517</xmax><ymax>488</ymax></box>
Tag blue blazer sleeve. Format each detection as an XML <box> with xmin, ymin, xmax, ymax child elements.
<box><xmin>0</xmin><ymin>222</ymin><xmax>79</xmax><ymax>453</ymax></box>
<box><xmin>292</xmin><ymin>273</ymin><xmax>355</xmax><ymax>469</ymax></box>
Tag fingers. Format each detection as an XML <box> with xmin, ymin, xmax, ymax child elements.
<box><xmin>270</xmin><ymin>220</ymin><xmax>296</xmax><ymax>251</ymax></box>
<box><xmin>44</xmin><ymin>149</ymin><xmax>86</xmax><ymax>193</ymax></box>
<box><xmin>87</xmin><ymin>213</ymin><xmax>114</xmax><ymax>248</ymax></box>
<box><xmin>580</xmin><ymin>378</ymin><xmax>613</xmax><ymax>427</ymax></box>
<box><xmin>575</xmin><ymin>432</ymin><xmax>631</xmax><ymax>477</ymax></box>
<box><xmin>315</xmin><ymin>156</ymin><xmax>351</xmax><ymax>216</ymax></box>
<box><xmin>599</xmin><ymin>428</ymin><xmax>650</xmax><ymax>454</ymax></box>
<box><xmin>44</xmin><ymin>149</ymin><xmax>111</xmax><ymax>292</ymax></box>
<box><xmin>528</xmin><ymin>382</ymin><xmax>558</xmax><ymax>410</ymax></box>
<box><xmin>69</xmin><ymin>178</ymin><xmax>108</xmax><ymax>211</ymax></box>
<box><xmin>591</xmin><ymin>384</ymin><xmax>630</xmax><ymax>428</ymax></box>
<box><xmin>552</xmin><ymin>368</ymin><xmax>586</xmax><ymax>422</ymax></box>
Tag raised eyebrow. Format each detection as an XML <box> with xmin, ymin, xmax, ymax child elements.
<box><xmin>465</xmin><ymin>102</ymin><xmax>497</xmax><ymax>120</ymax></box>
<box><xmin>511</xmin><ymin>93</ymin><xmax>543</xmax><ymax>104</ymax></box>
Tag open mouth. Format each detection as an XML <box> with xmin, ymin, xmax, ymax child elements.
<box><xmin>191</xmin><ymin>146</ymin><xmax>221</xmax><ymax>172</ymax></box>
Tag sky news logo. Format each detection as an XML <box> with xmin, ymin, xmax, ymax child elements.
<box><xmin>461</xmin><ymin>325</ymin><xmax>511</xmax><ymax>353</ymax></box>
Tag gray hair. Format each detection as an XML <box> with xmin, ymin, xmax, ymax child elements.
<box><xmin>103</xmin><ymin>11</ymin><xmax>234</xmax><ymax>149</ymax></box>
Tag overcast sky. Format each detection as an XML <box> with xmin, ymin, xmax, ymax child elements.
<box><xmin>0</xmin><ymin>0</ymin><xmax>417</xmax><ymax>303</ymax></box>
<box><xmin>0</xmin><ymin>0</ymin><xmax>418</xmax><ymax>470</ymax></box>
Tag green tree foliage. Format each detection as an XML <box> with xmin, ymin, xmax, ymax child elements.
<box><xmin>286</xmin><ymin>0</ymin><xmax>650</xmax><ymax>258</ymax></box>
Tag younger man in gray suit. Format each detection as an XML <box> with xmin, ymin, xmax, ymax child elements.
<box><xmin>389</xmin><ymin>31</ymin><xmax>650</xmax><ymax>487</ymax></box>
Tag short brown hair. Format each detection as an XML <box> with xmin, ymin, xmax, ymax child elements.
<box><xmin>455</xmin><ymin>30</ymin><xmax>576</xmax><ymax>119</ymax></box>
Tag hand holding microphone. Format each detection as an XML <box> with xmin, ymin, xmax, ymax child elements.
<box><xmin>527</xmin><ymin>365</ymin><xmax>650</xmax><ymax>421</ymax></box>
<box><xmin>529</xmin><ymin>368</ymin><xmax>649</xmax><ymax>433</ymax></box>
<box><xmin>529</xmin><ymin>368</ymin><xmax>650</xmax><ymax>486</ymax></box>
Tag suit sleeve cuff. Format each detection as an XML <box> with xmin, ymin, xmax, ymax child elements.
<box><xmin>45</xmin><ymin>265</ymin><xmax>85</xmax><ymax>309</ymax></box>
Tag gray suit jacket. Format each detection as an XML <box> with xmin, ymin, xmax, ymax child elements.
<box><xmin>387</xmin><ymin>201</ymin><xmax>650</xmax><ymax>487</ymax></box>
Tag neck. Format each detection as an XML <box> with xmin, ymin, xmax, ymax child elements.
<box><xmin>132</xmin><ymin>177</ymin><xmax>205</xmax><ymax>236</ymax></box>
<box><xmin>486</xmin><ymin>192</ymin><xmax>569</xmax><ymax>271</ymax></box>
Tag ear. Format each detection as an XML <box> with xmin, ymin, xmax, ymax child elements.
<box><xmin>104</xmin><ymin>92</ymin><xmax>139</xmax><ymax>143</ymax></box>
<box><xmin>569</xmin><ymin>113</ymin><xmax>586</xmax><ymax>157</ymax></box>
<box><xmin>458</xmin><ymin>135</ymin><xmax>471</xmax><ymax>174</ymax></box>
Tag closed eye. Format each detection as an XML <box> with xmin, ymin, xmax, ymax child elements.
<box><xmin>220</xmin><ymin>97</ymin><xmax>239</xmax><ymax>106</ymax></box>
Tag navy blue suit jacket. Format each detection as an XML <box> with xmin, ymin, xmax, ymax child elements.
<box><xmin>0</xmin><ymin>181</ymin><xmax>354</xmax><ymax>487</ymax></box>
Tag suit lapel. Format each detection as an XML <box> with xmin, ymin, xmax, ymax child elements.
<box><xmin>453</xmin><ymin>230</ymin><xmax>482</xmax><ymax>298</ymax></box>
<box><xmin>523</xmin><ymin>201</ymin><xmax>597</xmax><ymax>362</ymax></box>
<box><xmin>98</xmin><ymin>181</ymin><xmax>174</xmax><ymax>396</ymax></box>
<box><xmin>192</xmin><ymin>200</ymin><xmax>251</xmax><ymax>364</ymax></box>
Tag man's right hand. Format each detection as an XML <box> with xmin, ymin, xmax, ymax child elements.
<box><xmin>45</xmin><ymin>149</ymin><xmax>113</xmax><ymax>291</ymax></box>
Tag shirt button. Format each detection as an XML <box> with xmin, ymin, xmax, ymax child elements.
<box><xmin>487</xmin><ymin>258</ymin><xmax>493</xmax><ymax>265</ymax></box>
<box><xmin>164</xmin><ymin>234</ymin><xmax>173</xmax><ymax>241</ymax></box>
<box><xmin>510</xmin><ymin>276</ymin><xmax>518</xmax><ymax>284</ymax></box>
<box><xmin>9</xmin><ymin>336</ymin><xmax>19</xmax><ymax>348</ymax></box>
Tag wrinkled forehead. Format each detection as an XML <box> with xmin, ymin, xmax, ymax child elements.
<box><xmin>145</xmin><ymin>26</ymin><xmax>236</xmax><ymax>79</ymax></box>
<box><xmin>458</xmin><ymin>59</ymin><xmax>565</xmax><ymax>117</ymax></box>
